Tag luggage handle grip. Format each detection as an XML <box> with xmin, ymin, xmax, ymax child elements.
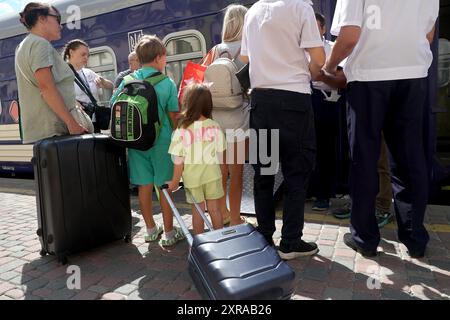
<box><xmin>160</xmin><ymin>184</ymin><xmax>214</xmax><ymax>231</ymax></box>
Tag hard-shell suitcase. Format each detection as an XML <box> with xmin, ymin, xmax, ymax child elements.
<box><xmin>161</xmin><ymin>185</ymin><xmax>295</xmax><ymax>300</ymax></box>
<box><xmin>33</xmin><ymin>134</ymin><xmax>132</xmax><ymax>264</ymax></box>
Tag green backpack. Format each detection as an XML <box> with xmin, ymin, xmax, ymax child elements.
<box><xmin>110</xmin><ymin>72</ymin><xmax>167</xmax><ymax>150</ymax></box>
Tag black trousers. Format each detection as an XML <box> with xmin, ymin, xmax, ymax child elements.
<box><xmin>250</xmin><ymin>89</ymin><xmax>316</xmax><ymax>245</ymax></box>
<box><xmin>308</xmin><ymin>89</ymin><xmax>340</xmax><ymax>200</ymax></box>
<box><xmin>347</xmin><ymin>79</ymin><xmax>430</xmax><ymax>252</ymax></box>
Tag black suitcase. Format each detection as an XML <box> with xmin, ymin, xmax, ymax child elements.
<box><xmin>33</xmin><ymin>134</ymin><xmax>132</xmax><ymax>264</ymax></box>
<box><xmin>161</xmin><ymin>185</ymin><xmax>295</xmax><ymax>300</ymax></box>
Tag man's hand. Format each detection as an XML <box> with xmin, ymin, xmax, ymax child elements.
<box><xmin>95</xmin><ymin>76</ymin><xmax>114</xmax><ymax>90</ymax></box>
<box><xmin>95</xmin><ymin>76</ymin><xmax>105</xmax><ymax>88</ymax></box>
<box><xmin>311</xmin><ymin>69</ymin><xmax>325</xmax><ymax>81</ymax></box>
<box><xmin>324</xmin><ymin>60</ymin><xmax>338</xmax><ymax>75</ymax></box>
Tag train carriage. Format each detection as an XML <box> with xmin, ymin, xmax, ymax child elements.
<box><xmin>0</xmin><ymin>0</ymin><xmax>449</xmax><ymax>204</ymax></box>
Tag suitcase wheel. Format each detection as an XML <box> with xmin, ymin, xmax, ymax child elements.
<box><xmin>39</xmin><ymin>249</ymin><xmax>47</xmax><ymax>257</ymax></box>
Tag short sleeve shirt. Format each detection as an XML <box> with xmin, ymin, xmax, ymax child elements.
<box><xmin>330</xmin><ymin>0</ymin><xmax>439</xmax><ymax>82</ymax></box>
<box><xmin>74</xmin><ymin>68</ymin><xmax>101</xmax><ymax>104</ymax></box>
<box><xmin>241</xmin><ymin>0</ymin><xmax>323</xmax><ymax>94</ymax></box>
<box><xmin>111</xmin><ymin>66</ymin><xmax>179</xmax><ymax>147</ymax></box>
<box><xmin>15</xmin><ymin>33</ymin><xmax>75</xmax><ymax>144</ymax></box>
<box><xmin>168</xmin><ymin>119</ymin><xmax>226</xmax><ymax>188</ymax></box>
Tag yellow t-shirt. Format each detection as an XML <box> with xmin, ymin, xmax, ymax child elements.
<box><xmin>169</xmin><ymin>119</ymin><xmax>226</xmax><ymax>188</ymax></box>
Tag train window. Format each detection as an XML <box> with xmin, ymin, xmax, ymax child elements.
<box><xmin>86</xmin><ymin>46</ymin><xmax>118</xmax><ymax>105</ymax></box>
<box><xmin>163</xmin><ymin>30</ymin><xmax>207</xmax><ymax>88</ymax></box>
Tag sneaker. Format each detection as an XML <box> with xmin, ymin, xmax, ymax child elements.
<box><xmin>144</xmin><ymin>225</ymin><xmax>163</xmax><ymax>243</ymax></box>
<box><xmin>312</xmin><ymin>199</ymin><xmax>330</xmax><ymax>211</ymax></box>
<box><xmin>159</xmin><ymin>227</ymin><xmax>186</xmax><ymax>247</ymax></box>
<box><xmin>343</xmin><ymin>233</ymin><xmax>377</xmax><ymax>257</ymax></box>
<box><xmin>277</xmin><ymin>240</ymin><xmax>319</xmax><ymax>260</ymax></box>
<box><xmin>376</xmin><ymin>210</ymin><xmax>393</xmax><ymax>228</ymax></box>
<box><xmin>332</xmin><ymin>202</ymin><xmax>351</xmax><ymax>219</ymax></box>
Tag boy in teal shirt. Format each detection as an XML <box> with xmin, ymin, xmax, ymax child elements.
<box><xmin>111</xmin><ymin>35</ymin><xmax>184</xmax><ymax>246</ymax></box>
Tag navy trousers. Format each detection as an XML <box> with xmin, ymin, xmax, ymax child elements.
<box><xmin>347</xmin><ymin>79</ymin><xmax>430</xmax><ymax>252</ymax></box>
<box><xmin>250</xmin><ymin>89</ymin><xmax>316</xmax><ymax>245</ymax></box>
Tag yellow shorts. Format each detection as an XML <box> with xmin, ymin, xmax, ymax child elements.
<box><xmin>185</xmin><ymin>179</ymin><xmax>224</xmax><ymax>204</ymax></box>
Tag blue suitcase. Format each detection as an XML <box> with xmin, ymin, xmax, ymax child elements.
<box><xmin>161</xmin><ymin>186</ymin><xmax>295</xmax><ymax>300</ymax></box>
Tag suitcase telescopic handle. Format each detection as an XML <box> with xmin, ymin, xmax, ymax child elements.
<box><xmin>160</xmin><ymin>185</ymin><xmax>194</xmax><ymax>246</ymax></box>
<box><xmin>161</xmin><ymin>184</ymin><xmax>214</xmax><ymax>232</ymax></box>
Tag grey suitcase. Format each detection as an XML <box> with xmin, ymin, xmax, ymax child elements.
<box><xmin>161</xmin><ymin>185</ymin><xmax>295</xmax><ymax>300</ymax></box>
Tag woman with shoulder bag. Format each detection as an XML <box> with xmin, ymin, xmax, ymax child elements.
<box><xmin>15</xmin><ymin>2</ymin><xmax>87</xmax><ymax>144</ymax></box>
<box><xmin>63</xmin><ymin>39</ymin><xmax>114</xmax><ymax>132</ymax></box>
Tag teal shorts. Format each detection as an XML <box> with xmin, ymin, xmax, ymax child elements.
<box><xmin>128</xmin><ymin>144</ymin><xmax>174</xmax><ymax>187</ymax></box>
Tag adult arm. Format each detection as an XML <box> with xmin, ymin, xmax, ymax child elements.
<box><xmin>34</xmin><ymin>67</ymin><xmax>86</xmax><ymax>134</ymax></box>
<box><xmin>427</xmin><ymin>23</ymin><xmax>436</xmax><ymax>44</ymax></box>
<box><xmin>325</xmin><ymin>26</ymin><xmax>360</xmax><ymax>74</ymax></box>
<box><xmin>306</xmin><ymin>47</ymin><xmax>326</xmax><ymax>80</ymax></box>
<box><xmin>95</xmin><ymin>75</ymin><xmax>114</xmax><ymax>90</ymax></box>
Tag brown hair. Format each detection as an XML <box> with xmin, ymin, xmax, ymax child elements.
<box><xmin>62</xmin><ymin>39</ymin><xmax>89</xmax><ymax>61</ymax></box>
<box><xmin>179</xmin><ymin>83</ymin><xmax>213</xmax><ymax>129</ymax></box>
<box><xmin>135</xmin><ymin>35</ymin><xmax>166</xmax><ymax>64</ymax></box>
<box><xmin>19</xmin><ymin>2</ymin><xmax>60</xmax><ymax>30</ymax></box>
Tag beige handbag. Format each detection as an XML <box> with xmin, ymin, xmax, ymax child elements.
<box><xmin>71</xmin><ymin>103</ymin><xmax>94</xmax><ymax>133</ymax></box>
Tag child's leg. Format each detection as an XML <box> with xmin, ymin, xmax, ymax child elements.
<box><xmin>138</xmin><ymin>184</ymin><xmax>155</xmax><ymax>229</ymax></box>
<box><xmin>192</xmin><ymin>202</ymin><xmax>206</xmax><ymax>235</ymax></box>
<box><xmin>229</xmin><ymin>139</ymin><xmax>248</xmax><ymax>225</ymax></box>
<box><xmin>157</xmin><ymin>186</ymin><xmax>174</xmax><ymax>233</ymax></box>
<box><xmin>219</xmin><ymin>152</ymin><xmax>231</xmax><ymax>224</ymax></box>
<box><xmin>206</xmin><ymin>199</ymin><xmax>224</xmax><ymax>230</ymax></box>
<box><xmin>229</xmin><ymin>161</ymin><xmax>245</xmax><ymax>225</ymax></box>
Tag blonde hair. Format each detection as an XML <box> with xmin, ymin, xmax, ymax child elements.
<box><xmin>135</xmin><ymin>35</ymin><xmax>166</xmax><ymax>64</ymax></box>
<box><xmin>222</xmin><ymin>4</ymin><xmax>248</xmax><ymax>43</ymax></box>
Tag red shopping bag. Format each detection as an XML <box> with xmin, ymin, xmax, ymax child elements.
<box><xmin>178</xmin><ymin>47</ymin><xmax>217</xmax><ymax>109</ymax></box>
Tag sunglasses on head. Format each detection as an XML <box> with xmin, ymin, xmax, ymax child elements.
<box><xmin>47</xmin><ymin>13</ymin><xmax>61</xmax><ymax>25</ymax></box>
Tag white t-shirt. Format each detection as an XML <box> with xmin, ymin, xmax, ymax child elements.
<box><xmin>331</xmin><ymin>0</ymin><xmax>439</xmax><ymax>82</ymax></box>
<box><xmin>74</xmin><ymin>68</ymin><xmax>100</xmax><ymax>104</ymax></box>
<box><xmin>241</xmin><ymin>0</ymin><xmax>324</xmax><ymax>94</ymax></box>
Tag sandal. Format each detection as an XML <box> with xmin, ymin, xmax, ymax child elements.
<box><xmin>144</xmin><ymin>225</ymin><xmax>163</xmax><ymax>243</ymax></box>
<box><xmin>159</xmin><ymin>227</ymin><xmax>186</xmax><ymax>247</ymax></box>
<box><xmin>223</xmin><ymin>214</ymin><xmax>231</xmax><ymax>226</ymax></box>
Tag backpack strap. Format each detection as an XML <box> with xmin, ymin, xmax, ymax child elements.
<box><xmin>144</xmin><ymin>72</ymin><xmax>167</xmax><ymax>86</ymax></box>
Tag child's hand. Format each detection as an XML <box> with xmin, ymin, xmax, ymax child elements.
<box><xmin>167</xmin><ymin>181</ymin><xmax>179</xmax><ymax>192</ymax></box>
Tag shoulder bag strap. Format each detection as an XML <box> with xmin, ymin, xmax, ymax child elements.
<box><xmin>68</xmin><ymin>64</ymin><xmax>99</xmax><ymax>107</ymax></box>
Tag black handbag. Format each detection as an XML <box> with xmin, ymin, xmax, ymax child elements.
<box><xmin>69</xmin><ymin>64</ymin><xmax>111</xmax><ymax>130</ymax></box>
<box><xmin>235</xmin><ymin>63</ymin><xmax>250</xmax><ymax>93</ymax></box>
